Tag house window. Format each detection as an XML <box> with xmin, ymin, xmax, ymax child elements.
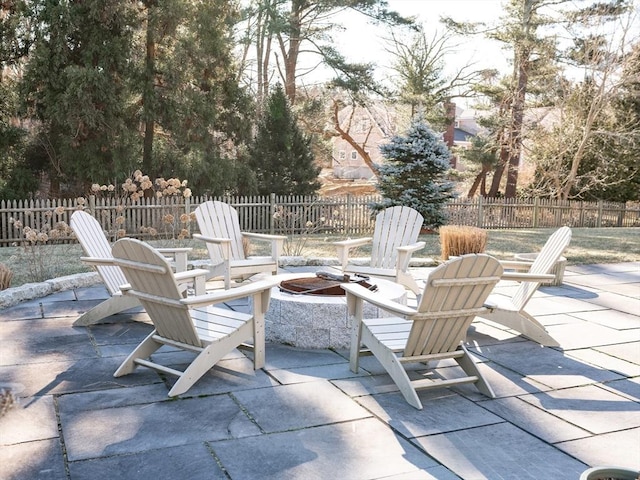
<box><xmin>338</xmin><ymin>150</ymin><xmax>346</xmax><ymax>160</ymax></box>
<box><xmin>351</xmin><ymin>151</ymin><xmax>357</xmax><ymax>160</ymax></box>
<box><xmin>454</xmin><ymin>120</ymin><xmax>460</xmax><ymax>128</ymax></box>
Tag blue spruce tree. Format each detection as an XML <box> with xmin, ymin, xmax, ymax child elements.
<box><xmin>375</xmin><ymin>115</ymin><xmax>455</xmax><ymax>228</ymax></box>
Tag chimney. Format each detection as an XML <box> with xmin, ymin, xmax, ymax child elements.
<box><xmin>443</xmin><ymin>101</ymin><xmax>456</xmax><ymax>148</ymax></box>
<box><xmin>443</xmin><ymin>102</ymin><xmax>457</xmax><ymax>168</ymax></box>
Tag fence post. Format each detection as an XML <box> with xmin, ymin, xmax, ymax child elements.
<box><xmin>477</xmin><ymin>196</ymin><xmax>483</xmax><ymax>228</ymax></box>
<box><xmin>618</xmin><ymin>202</ymin><xmax>625</xmax><ymax>227</ymax></box>
<box><xmin>597</xmin><ymin>200</ymin><xmax>603</xmax><ymax>228</ymax></box>
<box><xmin>88</xmin><ymin>195</ymin><xmax>96</xmax><ymax>216</ymax></box>
<box><xmin>185</xmin><ymin>196</ymin><xmax>191</xmax><ymax>235</ymax></box>
<box><xmin>270</xmin><ymin>193</ymin><xmax>276</xmax><ymax>234</ymax></box>
<box><xmin>533</xmin><ymin>197</ymin><xmax>539</xmax><ymax>228</ymax></box>
<box><xmin>346</xmin><ymin>194</ymin><xmax>353</xmax><ymax>235</ymax></box>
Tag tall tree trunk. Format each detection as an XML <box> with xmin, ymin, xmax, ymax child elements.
<box><xmin>505</xmin><ymin>48</ymin><xmax>529</xmax><ymax>198</ymax></box>
<box><xmin>142</xmin><ymin>3</ymin><xmax>156</xmax><ymax>175</ymax></box>
<box><xmin>488</xmin><ymin>142</ymin><xmax>508</xmax><ymax>197</ymax></box>
<box><xmin>488</xmin><ymin>94</ymin><xmax>512</xmax><ymax>197</ymax></box>
<box><xmin>504</xmin><ymin>0</ymin><xmax>533</xmax><ymax>198</ymax></box>
<box><xmin>281</xmin><ymin>0</ymin><xmax>302</xmax><ymax>104</ymax></box>
<box><xmin>467</xmin><ymin>164</ymin><xmax>491</xmax><ymax>197</ymax></box>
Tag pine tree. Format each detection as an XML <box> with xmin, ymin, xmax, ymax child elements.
<box><xmin>246</xmin><ymin>84</ymin><xmax>320</xmax><ymax>196</ymax></box>
<box><xmin>375</xmin><ymin>115</ymin><xmax>455</xmax><ymax>228</ymax></box>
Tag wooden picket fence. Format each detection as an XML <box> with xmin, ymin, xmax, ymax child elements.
<box><xmin>0</xmin><ymin>194</ymin><xmax>638</xmax><ymax>246</ymax></box>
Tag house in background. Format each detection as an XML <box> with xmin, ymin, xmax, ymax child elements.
<box><xmin>331</xmin><ymin>102</ymin><xmax>396</xmax><ymax>180</ymax></box>
<box><xmin>331</xmin><ymin>102</ymin><xmax>482</xmax><ymax>179</ymax></box>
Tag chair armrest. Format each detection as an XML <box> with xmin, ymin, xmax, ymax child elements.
<box><xmin>333</xmin><ymin>237</ymin><xmax>372</xmax><ymax>248</ymax></box>
<box><xmin>181</xmin><ymin>278</ymin><xmax>279</xmax><ymax>308</ymax></box>
<box><xmin>341</xmin><ymin>283</ymin><xmax>416</xmax><ymax>317</ymax></box>
<box><xmin>501</xmin><ymin>272</ymin><xmax>556</xmax><ymax>283</ymax></box>
<box><xmin>241</xmin><ymin>232</ymin><xmax>287</xmax><ymax>259</ymax></box>
<box><xmin>396</xmin><ymin>241</ymin><xmax>426</xmax><ymax>271</ymax></box>
<box><xmin>333</xmin><ymin>237</ymin><xmax>373</xmax><ymax>269</ymax></box>
<box><xmin>174</xmin><ymin>268</ymin><xmax>210</xmax><ymax>295</ymax></box>
<box><xmin>500</xmin><ymin>260</ymin><xmax>534</xmax><ymax>271</ymax></box>
<box><xmin>156</xmin><ymin>247</ymin><xmax>192</xmax><ymax>254</ymax></box>
<box><xmin>192</xmin><ymin>233</ymin><xmax>232</xmax><ymax>245</ymax></box>
<box><xmin>192</xmin><ymin>233</ymin><xmax>232</xmax><ymax>263</ymax></box>
<box><xmin>157</xmin><ymin>247</ymin><xmax>192</xmax><ymax>273</ymax></box>
<box><xmin>174</xmin><ymin>268</ymin><xmax>209</xmax><ymax>281</ymax></box>
<box><xmin>80</xmin><ymin>256</ymin><xmax>115</xmax><ymax>267</ymax></box>
<box><xmin>241</xmin><ymin>232</ymin><xmax>287</xmax><ymax>241</ymax></box>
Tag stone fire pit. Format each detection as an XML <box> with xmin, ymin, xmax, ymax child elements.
<box><xmin>265</xmin><ymin>272</ymin><xmax>407</xmax><ymax>349</ymax></box>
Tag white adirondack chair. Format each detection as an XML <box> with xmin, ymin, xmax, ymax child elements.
<box><xmin>70</xmin><ymin>210</ymin><xmax>196</xmax><ymax>326</ymax></box>
<box><xmin>194</xmin><ymin>201</ymin><xmax>286</xmax><ymax>288</ymax></box>
<box><xmin>343</xmin><ymin>254</ymin><xmax>503</xmax><ymax>410</ymax></box>
<box><xmin>334</xmin><ymin>206</ymin><xmax>426</xmax><ymax>294</ymax></box>
<box><xmin>478</xmin><ymin>226</ymin><xmax>572</xmax><ymax>347</ymax></box>
<box><xmin>111</xmin><ymin>237</ymin><xmax>276</xmax><ymax>397</ymax></box>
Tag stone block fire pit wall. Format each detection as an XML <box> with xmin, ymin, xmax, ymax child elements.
<box><xmin>265</xmin><ymin>273</ymin><xmax>407</xmax><ymax>349</ymax></box>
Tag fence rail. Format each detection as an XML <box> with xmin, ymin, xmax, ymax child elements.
<box><xmin>1</xmin><ymin>195</ymin><xmax>638</xmax><ymax>246</ymax></box>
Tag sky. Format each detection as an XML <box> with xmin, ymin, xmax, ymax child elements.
<box><xmin>331</xmin><ymin>0</ymin><xmax>511</xmax><ymax>88</ymax></box>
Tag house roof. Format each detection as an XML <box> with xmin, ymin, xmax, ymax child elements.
<box><xmin>454</xmin><ymin>127</ymin><xmax>475</xmax><ymax>143</ymax></box>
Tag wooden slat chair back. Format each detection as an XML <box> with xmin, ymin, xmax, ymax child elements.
<box><xmin>112</xmin><ymin>238</ymin><xmax>200</xmax><ymax>346</ymax></box>
<box><xmin>71</xmin><ymin>210</ymin><xmax>128</xmax><ymax>297</ymax></box>
<box><xmin>343</xmin><ymin>254</ymin><xmax>503</xmax><ymax>410</ymax></box>
<box><xmin>371</xmin><ymin>206</ymin><xmax>424</xmax><ymax>270</ymax></box>
<box><xmin>70</xmin><ymin>210</ymin><xmax>194</xmax><ymax>326</ymax></box>
<box><xmin>409</xmin><ymin>255</ymin><xmax>503</xmax><ymax>355</ymax></box>
<box><xmin>477</xmin><ymin>226</ymin><xmax>572</xmax><ymax>347</ymax></box>
<box><xmin>195</xmin><ymin>200</ymin><xmax>246</xmax><ymax>265</ymax></box>
<box><xmin>194</xmin><ymin>200</ymin><xmax>285</xmax><ymax>288</ymax></box>
<box><xmin>511</xmin><ymin>226</ymin><xmax>572</xmax><ymax>311</ymax></box>
<box><xmin>335</xmin><ymin>206</ymin><xmax>425</xmax><ymax>294</ymax></box>
<box><xmin>70</xmin><ymin>210</ymin><xmax>140</xmax><ymax>326</ymax></box>
<box><xmin>111</xmin><ymin>237</ymin><xmax>274</xmax><ymax>397</ymax></box>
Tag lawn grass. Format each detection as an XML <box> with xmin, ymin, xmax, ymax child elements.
<box><xmin>0</xmin><ymin>227</ymin><xmax>638</xmax><ymax>290</ymax></box>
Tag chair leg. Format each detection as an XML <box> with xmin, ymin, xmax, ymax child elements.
<box><xmin>455</xmin><ymin>345</ymin><xmax>495</xmax><ymax>398</ymax></box>
<box><xmin>251</xmin><ymin>292</ymin><xmax>266</xmax><ymax>369</ymax></box>
<box><xmin>74</xmin><ymin>295</ymin><xmax>140</xmax><ymax>326</ymax></box>
<box><xmin>349</xmin><ymin>298</ymin><xmax>364</xmax><ymax>373</ymax></box>
<box><xmin>114</xmin><ymin>330</ymin><xmax>163</xmax><ymax>377</ymax></box>
<box><xmin>479</xmin><ymin>309</ymin><xmax>560</xmax><ymax>347</ymax></box>
<box><xmin>167</xmin><ymin>322</ymin><xmax>254</xmax><ymax>397</ymax></box>
<box><xmin>362</xmin><ymin>327</ymin><xmax>423</xmax><ymax>410</ymax></box>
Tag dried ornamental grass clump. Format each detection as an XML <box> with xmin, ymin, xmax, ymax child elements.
<box><xmin>0</xmin><ymin>264</ymin><xmax>13</xmax><ymax>290</ymax></box>
<box><xmin>439</xmin><ymin>225</ymin><xmax>488</xmax><ymax>260</ymax></box>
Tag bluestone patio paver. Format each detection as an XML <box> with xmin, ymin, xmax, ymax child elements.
<box><xmin>210</xmin><ymin>418</ymin><xmax>441</xmax><ymax>480</ymax></box>
<box><xmin>470</xmin><ymin>341</ymin><xmax>626</xmax><ymax>389</ymax></box>
<box><xmin>517</xmin><ymin>383</ymin><xmax>640</xmax><ymax>434</ymax></box>
<box><xmin>59</xmin><ymin>394</ymin><xmax>261</xmax><ymax>461</ymax></box>
<box><xmin>354</xmin><ymin>389</ymin><xmax>504</xmax><ymax>438</ymax></box>
<box><xmin>555</xmin><ymin>427</ymin><xmax>640</xmax><ymax>469</ymax></box>
<box><xmin>479</xmin><ymin>396</ymin><xmax>594</xmax><ymax>443</ymax></box>
<box><xmin>566</xmin><ymin>346</ymin><xmax>640</xmax><ymax>377</ymax></box>
<box><xmin>67</xmin><ymin>443</ymin><xmax>228</xmax><ymax>480</ymax></box>
<box><xmin>412</xmin><ymin>422</ymin><xmax>588</xmax><ymax>479</ymax></box>
<box><xmin>0</xmin><ymin>438</ymin><xmax>66</xmax><ymax>480</ymax></box>
<box><xmin>233</xmin><ymin>380</ymin><xmax>372</xmax><ymax>433</ymax></box>
<box><xmin>0</xmin><ymin>395</ymin><xmax>59</xmax><ymax>445</ymax></box>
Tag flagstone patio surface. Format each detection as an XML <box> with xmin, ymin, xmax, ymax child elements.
<box><xmin>1</xmin><ymin>262</ymin><xmax>638</xmax><ymax>479</ymax></box>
